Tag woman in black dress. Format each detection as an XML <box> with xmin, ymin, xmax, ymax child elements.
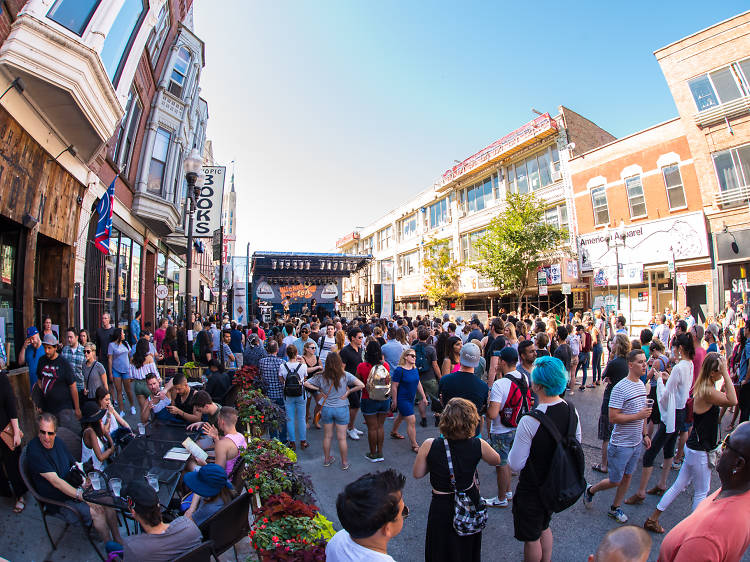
<box><xmin>413</xmin><ymin>397</ymin><xmax>500</xmax><ymax>561</ymax></box>
<box><xmin>0</xmin><ymin>372</ymin><xmax>27</xmax><ymax>513</ymax></box>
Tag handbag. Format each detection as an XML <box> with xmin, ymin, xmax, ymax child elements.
<box><xmin>313</xmin><ymin>384</ymin><xmax>333</xmax><ymax>426</ymax></box>
<box><xmin>685</xmin><ymin>397</ymin><xmax>694</xmax><ymax>424</ymax></box>
<box><xmin>443</xmin><ymin>437</ymin><xmax>487</xmax><ymax>536</ymax></box>
<box><xmin>1</xmin><ymin>422</ymin><xmax>21</xmax><ymax>451</ymax></box>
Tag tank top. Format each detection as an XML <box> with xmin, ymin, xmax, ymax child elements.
<box><xmin>427</xmin><ymin>437</ymin><xmax>481</xmax><ymax>493</ymax></box>
<box><xmin>686</xmin><ymin>404</ymin><xmax>720</xmax><ymax>451</ymax></box>
<box><xmin>223</xmin><ymin>432</ymin><xmax>247</xmax><ymax>476</ymax></box>
<box><xmin>175</xmin><ymin>388</ymin><xmax>196</xmax><ymax>413</ymax></box>
<box><xmin>82</xmin><ymin>432</ymin><xmax>108</xmax><ymax>471</ymax></box>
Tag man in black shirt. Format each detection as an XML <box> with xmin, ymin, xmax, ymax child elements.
<box><xmin>553</xmin><ymin>326</ymin><xmax>572</xmax><ymax>396</ymax></box>
<box><xmin>94</xmin><ymin>312</ymin><xmax>114</xmax><ymax>379</ymax></box>
<box><xmin>439</xmin><ymin>343</ymin><xmax>489</xmax><ymax>436</ymax></box>
<box><xmin>204</xmin><ymin>359</ymin><xmax>232</xmax><ymax>402</ymax></box>
<box><xmin>485</xmin><ymin>318</ymin><xmax>507</xmax><ymax>386</ymax></box>
<box><xmin>339</xmin><ymin>327</ymin><xmax>364</xmax><ymax>440</ymax></box>
<box><xmin>35</xmin><ymin>334</ymin><xmax>80</xmax><ymax>432</ymax></box>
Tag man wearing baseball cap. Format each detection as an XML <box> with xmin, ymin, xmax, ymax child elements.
<box><xmin>120</xmin><ymin>480</ymin><xmax>202</xmax><ymax>560</ymax></box>
<box><xmin>438</xmin><ymin>342</ymin><xmax>489</xmax><ymax>436</ymax></box>
<box><xmin>35</xmin><ymin>333</ymin><xmax>81</xmax><ymax>432</ymax></box>
<box><xmin>19</xmin><ymin>326</ymin><xmax>44</xmax><ymax>390</ymax></box>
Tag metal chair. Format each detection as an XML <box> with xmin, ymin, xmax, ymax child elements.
<box><xmin>220</xmin><ymin>383</ymin><xmax>241</xmax><ymax>407</ymax></box>
<box><xmin>173</xmin><ymin>540</ymin><xmax>215</xmax><ymax>562</ymax></box>
<box><xmin>227</xmin><ymin>455</ymin><xmax>246</xmax><ymax>494</ymax></box>
<box><xmin>198</xmin><ymin>491</ymin><xmax>251</xmax><ymax>561</ymax></box>
<box><xmin>56</xmin><ymin>425</ymin><xmax>83</xmax><ymax>461</ymax></box>
<box><xmin>18</xmin><ymin>447</ymin><xmax>104</xmax><ymax>561</ymax></box>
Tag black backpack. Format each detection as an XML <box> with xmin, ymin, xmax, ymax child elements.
<box><xmin>283</xmin><ymin>363</ymin><xmax>304</xmax><ymax>397</ymax></box>
<box><xmin>526</xmin><ymin>405</ymin><xmax>586</xmax><ymax>513</ymax></box>
<box><xmin>413</xmin><ymin>343</ymin><xmax>430</xmax><ymax>375</ymax></box>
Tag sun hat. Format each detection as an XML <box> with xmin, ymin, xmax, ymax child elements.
<box><xmin>79</xmin><ymin>401</ymin><xmax>106</xmax><ymax>424</ymax></box>
<box><xmin>459</xmin><ymin>343</ymin><xmax>481</xmax><ymax>368</ymax></box>
<box><xmin>183</xmin><ymin>463</ymin><xmax>233</xmax><ymax>498</ymax></box>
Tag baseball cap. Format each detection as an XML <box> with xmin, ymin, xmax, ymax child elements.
<box><xmin>499</xmin><ymin>346</ymin><xmax>519</xmax><ymax>365</ymax></box>
<box><xmin>26</xmin><ymin>326</ymin><xmax>39</xmax><ymax>338</ymax></box>
<box><xmin>459</xmin><ymin>343</ymin><xmax>481</xmax><ymax>368</ymax></box>
<box><xmin>42</xmin><ymin>333</ymin><xmax>58</xmax><ymax>347</ymax></box>
<box><xmin>706</xmin><ymin>323</ymin><xmax>720</xmax><ymax>339</ymax></box>
<box><xmin>124</xmin><ymin>480</ymin><xmax>159</xmax><ymax>514</ymax></box>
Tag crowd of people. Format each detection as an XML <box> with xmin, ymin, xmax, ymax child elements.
<box><xmin>2</xmin><ymin>301</ymin><xmax>750</xmax><ymax>560</ymax></box>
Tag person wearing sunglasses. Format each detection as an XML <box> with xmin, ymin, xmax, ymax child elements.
<box><xmin>82</xmin><ymin>343</ymin><xmax>108</xmax><ymax>400</ymax></box>
<box><xmin>658</xmin><ymin>421</ymin><xmax>750</xmax><ymax>561</ymax></box>
<box><xmin>390</xmin><ymin>349</ymin><xmax>427</xmax><ymax>452</ymax></box>
<box><xmin>644</xmin><ymin>351</ymin><xmax>738</xmax><ymax>534</ymax></box>
<box><xmin>326</xmin><ymin>469</ymin><xmax>407</xmax><ymax>561</ymax></box>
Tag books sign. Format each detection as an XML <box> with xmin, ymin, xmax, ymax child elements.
<box><xmin>194</xmin><ymin>166</ymin><xmax>226</xmax><ymax>237</ymax></box>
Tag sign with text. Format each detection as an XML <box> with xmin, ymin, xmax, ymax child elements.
<box><xmin>194</xmin><ymin>166</ymin><xmax>226</xmax><ymax>237</ymax></box>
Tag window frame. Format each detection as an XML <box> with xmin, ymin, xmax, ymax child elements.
<box><xmin>112</xmin><ymin>87</ymin><xmax>142</xmax><ymax>177</ymax></box>
<box><xmin>168</xmin><ymin>46</ymin><xmax>192</xmax><ymax>98</ymax></box>
<box><xmin>146</xmin><ymin>127</ymin><xmax>172</xmax><ymax>195</ymax></box>
<box><xmin>624</xmin><ymin>174</ymin><xmax>648</xmax><ymax>219</ymax></box>
<box><xmin>46</xmin><ymin>0</ymin><xmax>101</xmax><ymax>36</ymax></box>
<box><xmin>688</xmin><ymin>58</ymin><xmax>750</xmax><ymax>112</ymax></box>
<box><xmin>146</xmin><ymin>1</ymin><xmax>170</xmax><ymax>67</ymax></box>
<box><xmin>428</xmin><ymin>198</ymin><xmax>449</xmax><ymax>229</ymax></box>
<box><xmin>399</xmin><ymin>214</ymin><xmax>417</xmax><ymax>241</ymax></box>
<box><xmin>100</xmin><ymin>0</ymin><xmax>148</xmax><ymax>87</ymax></box>
<box><xmin>590</xmin><ymin>185</ymin><xmax>610</xmax><ymax>227</ymax></box>
<box><xmin>661</xmin><ymin>164</ymin><xmax>687</xmax><ymax>211</ymax></box>
<box><xmin>712</xmin><ymin>143</ymin><xmax>750</xmax><ymax>197</ymax></box>
<box><xmin>459</xmin><ymin>229</ymin><xmax>486</xmax><ymax>263</ymax></box>
<box><xmin>398</xmin><ymin>250</ymin><xmax>419</xmax><ymax>278</ymax></box>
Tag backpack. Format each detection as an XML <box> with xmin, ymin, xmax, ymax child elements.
<box><xmin>499</xmin><ymin>372</ymin><xmax>532</xmax><ymax>428</ymax></box>
<box><xmin>283</xmin><ymin>363</ymin><xmax>304</xmax><ymax>397</ymax></box>
<box><xmin>413</xmin><ymin>343</ymin><xmax>430</xmax><ymax>375</ymax></box>
<box><xmin>366</xmin><ymin>364</ymin><xmax>391</xmax><ymax>400</ymax></box>
<box><xmin>526</xmin><ymin>405</ymin><xmax>586</xmax><ymax>513</ymax></box>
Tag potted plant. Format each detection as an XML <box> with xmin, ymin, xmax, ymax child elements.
<box><xmin>232</xmin><ymin>364</ymin><xmax>263</xmax><ymax>391</ymax></box>
<box><xmin>236</xmin><ymin>389</ymin><xmax>285</xmax><ymax>437</ymax></box>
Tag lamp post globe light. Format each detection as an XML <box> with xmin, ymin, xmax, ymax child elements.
<box><xmin>605</xmin><ymin>219</ymin><xmax>626</xmax><ymax>312</ymax></box>
<box><xmin>184</xmin><ymin>148</ymin><xmax>204</xmax><ymax>328</ymax></box>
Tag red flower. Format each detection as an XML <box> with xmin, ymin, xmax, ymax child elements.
<box><xmin>272</xmin><ymin>536</ymin><xmax>279</xmax><ymax>541</ymax></box>
<box><xmin>263</xmin><ymin>517</ymin><xmax>268</xmax><ymax>522</ymax></box>
<box><xmin>248</xmin><ymin>486</ymin><xmax>254</xmax><ymax>492</ymax></box>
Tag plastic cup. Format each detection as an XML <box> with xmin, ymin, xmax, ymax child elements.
<box><xmin>646</xmin><ymin>398</ymin><xmax>654</xmax><ymax>408</ymax></box>
<box><xmin>137</xmin><ymin>423</ymin><xmax>146</xmax><ymax>436</ymax></box>
<box><xmin>146</xmin><ymin>474</ymin><xmax>159</xmax><ymax>492</ymax></box>
<box><xmin>109</xmin><ymin>478</ymin><xmax>122</xmax><ymax>497</ymax></box>
<box><xmin>88</xmin><ymin>472</ymin><xmax>102</xmax><ymax>491</ymax></box>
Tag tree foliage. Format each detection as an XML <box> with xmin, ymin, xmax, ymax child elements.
<box><xmin>474</xmin><ymin>193</ymin><xmax>568</xmax><ymax>308</ymax></box>
<box><xmin>422</xmin><ymin>239</ymin><xmax>462</xmax><ymax>309</ymax></box>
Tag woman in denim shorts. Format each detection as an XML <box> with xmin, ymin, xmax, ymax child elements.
<box><xmin>304</xmin><ymin>352</ymin><xmax>364</xmax><ymax>471</ymax></box>
<box><xmin>357</xmin><ymin>341</ymin><xmax>392</xmax><ymax>463</ymax></box>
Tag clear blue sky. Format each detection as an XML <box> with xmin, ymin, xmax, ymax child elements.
<box><xmin>194</xmin><ymin>1</ymin><xmax>749</xmax><ymax>253</ymax></box>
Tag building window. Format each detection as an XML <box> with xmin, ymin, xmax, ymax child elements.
<box><xmin>542</xmin><ymin>205</ymin><xmax>569</xmax><ymax>231</ymax></box>
<box><xmin>507</xmin><ymin>145</ymin><xmax>559</xmax><ymax>194</ymax></box>
<box><xmin>112</xmin><ymin>88</ymin><xmax>142</xmax><ymax>176</ymax></box>
<box><xmin>100</xmin><ymin>0</ymin><xmax>147</xmax><ymax>85</ymax></box>
<box><xmin>429</xmin><ymin>198</ymin><xmax>449</xmax><ymax>229</ymax></box>
<box><xmin>377</xmin><ymin>226</ymin><xmax>393</xmax><ymax>251</ymax></box>
<box><xmin>461</xmin><ymin>174</ymin><xmax>496</xmax><ymax>214</ymax></box>
<box><xmin>47</xmin><ymin>0</ymin><xmax>101</xmax><ymax>35</ymax></box>
<box><xmin>591</xmin><ymin>185</ymin><xmax>609</xmax><ymax>226</ymax></box>
<box><xmin>399</xmin><ymin>214</ymin><xmax>417</xmax><ymax>240</ymax></box>
<box><xmin>168</xmin><ymin>47</ymin><xmax>192</xmax><ymax>98</ymax></box>
<box><xmin>688</xmin><ymin>58</ymin><xmax>750</xmax><ymax>112</ymax></box>
<box><xmin>147</xmin><ymin>128</ymin><xmax>171</xmax><ymax>194</ymax></box>
<box><xmin>624</xmin><ymin>175</ymin><xmax>647</xmax><ymax>218</ymax></box>
<box><xmin>460</xmin><ymin>229</ymin><xmax>486</xmax><ymax>263</ymax></box>
<box><xmin>398</xmin><ymin>251</ymin><xmax>419</xmax><ymax>277</ymax></box>
<box><xmin>713</xmin><ymin>144</ymin><xmax>750</xmax><ymax>205</ymax></box>
<box><xmin>146</xmin><ymin>1</ymin><xmax>170</xmax><ymax>66</ymax></box>
<box><xmin>662</xmin><ymin>164</ymin><xmax>687</xmax><ymax>210</ymax></box>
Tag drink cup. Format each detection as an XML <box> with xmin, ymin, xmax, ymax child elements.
<box><xmin>138</xmin><ymin>423</ymin><xmax>146</xmax><ymax>436</ymax></box>
<box><xmin>146</xmin><ymin>474</ymin><xmax>159</xmax><ymax>492</ymax></box>
<box><xmin>109</xmin><ymin>478</ymin><xmax>122</xmax><ymax>497</ymax></box>
<box><xmin>88</xmin><ymin>472</ymin><xmax>102</xmax><ymax>491</ymax></box>
<box><xmin>645</xmin><ymin>398</ymin><xmax>654</xmax><ymax>408</ymax></box>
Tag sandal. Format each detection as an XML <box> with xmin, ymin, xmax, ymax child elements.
<box><xmin>644</xmin><ymin>518</ymin><xmax>665</xmax><ymax>534</ymax></box>
<box><xmin>592</xmin><ymin>463</ymin><xmax>607</xmax><ymax>474</ymax></box>
<box><xmin>647</xmin><ymin>486</ymin><xmax>666</xmax><ymax>496</ymax></box>
<box><xmin>323</xmin><ymin>456</ymin><xmax>336</xmax><ymax>467</ymax></box>
<box><xmin>341</xmin><ymin>463</ymin><xmax>351</xmax><ymax>470</ymax></box>
<box><xmin>300</xmin><ymin>441</ymin><xmax>309</xmax><ymax>449</ymax></box>
<box><xmin>13</xmin><ymin>498</ymin><xmax>25</xmax><ymax>513</ymax></box>
<box><xmin>624</xmin><ymin>494</ymin><xmax>646</xmax><ymax>505</ymax></box>
<box><xmin>390</xmin><ymin>432</ymin><xmax>405</xmax><ymax>440</ymax></box>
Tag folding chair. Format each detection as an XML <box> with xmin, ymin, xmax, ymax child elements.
<box><xmin>174</xmin><ymin>540</ymin><xmax>215</xmax><ymax>562</ymax></box>
<box><xmin>198</xmin><ymin>492</ymin><xmax>251</xmax><ymax>560</ymax></box>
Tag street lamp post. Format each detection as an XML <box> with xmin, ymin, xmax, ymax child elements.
<box><xmin>606</xmin><ymin>220</ymin><xmax>627</xmax><ymax>312</ymax></box>
<box><xmin>183</xmin><ymin>148</ymin><xmax>204</xmax><ymax>328</ymax></box>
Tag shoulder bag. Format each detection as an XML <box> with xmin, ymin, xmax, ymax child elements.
<box><xmin>442</xmin><ymin>437</ymin><xmax>487</xmax><ymax>536</ymax></box>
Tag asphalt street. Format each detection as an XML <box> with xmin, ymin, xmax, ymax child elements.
<box><xmin>297</xmin><ymin>382</ymin><xmax>749</xmax><ymax>562</ymax></box>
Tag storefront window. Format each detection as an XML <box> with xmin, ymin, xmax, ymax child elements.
<box><xmin>105</xmin><ymin>228</ymin><xmax>119</xmax><ymax>308</ymax></box>
<box><xmin>0</xmin><ymin>229</ymin><xmax>18</xmax><ymax>362</ymax></box>
<box><xmin>156</xmin><ymin>252</ymin><xmax>167</xmax><ymax>320</ymax></box>
<box><xmin>131</xmin><ymin>242</ymin><xmax>141</xmax><ymax>319</ymax></box>
<box><xmin>117</xmin><ymin>237</ymin><xmax>131</xmax><ymax>326</ymax></box>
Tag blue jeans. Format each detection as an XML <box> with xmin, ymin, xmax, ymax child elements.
<box><xmin>270</xmin><ymin>397</ymin><xmax>288</xmax><ymax>443</ymax></box>
<box><xmin>284</xmin><ymin>395</ymin><xmax>307</xmax><ymax>443</ymax></box>
<box><xmin>576</xmin><ymin>351</ymin><xmax>590</xmax><ymax>385</ymax></box>
<box><xmin>592</xmin><ymin>344</ymin><xmax>603</xmax><ymax>382</ymax></box>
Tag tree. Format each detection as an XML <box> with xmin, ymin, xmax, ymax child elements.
<box><xmin>422</xmin><ymin>239</ymin><xmax>462</xmax><ymax>311</ymax></box>
<box><xmin>474</xmin><ymin>192</ymin><xmax>568</xmax><ymax>313</ymax></box>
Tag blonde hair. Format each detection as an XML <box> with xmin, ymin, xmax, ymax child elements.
<box><xmin>504</xmin><ymin>322</ymin><xmax>517</xmax><ymax>342</ymax></box>
<box><xmin>439</xmin><ymin>398</ymin><xmax>480</xmax><ymax>440</ymax></box>
<box><xmin>693</xmin><ymin>352</ymin><xmax>722</xmax><ymax>402</ymax></box>
<box><xmin>398</xmin><ymin>348</ymin><xmax>415</xmax><ymax>367</ymax></box>
<box><xmin>84</xmin><ymin>342</ymin><xmax>96</xmax><ymax>353</ymax></box>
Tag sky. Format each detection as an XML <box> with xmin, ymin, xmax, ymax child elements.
<box><xmin>193</xmin><ymin>1</ymin><xmax>750</xmax><ymax>254</ymax></box>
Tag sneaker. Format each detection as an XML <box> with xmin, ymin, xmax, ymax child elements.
<box><xmin>130</xmin><ymin>405</ymin><xmax>137</xmax><ymax>416</ymax></box>
<box><xmin>583</xmin><ymin>485</ymin><xmax>594</xmax><ymax>509</ymax></box>
<box><xmin>608</xmin><ymin>506</ymin><xmax>628</xmax><ymax>523</ymax></box>
<box><xmin>375</xmin><ymin>454</ymin><xmax>384</xmax><ymax>462</ymax></box>
<box><xmin>365</xmin><ymin>452</ymin><xmax>380</xmax><ymax>463</ymax></box>
<box><xmin>505</xmin><ymin>491</ymin><xmax>513</xmax><ymax>501</ymax></box>
<box><xmin>420</xmin><ymin>418</ymin><xmax>428</xmax><ymax>428</ymax></box>
<box><xmin>579</xmin><ymin>386</ymin><xmax>586</xmax><ymax>392</ymax></box>
<box><xmin>354</xmin><ymin>428</ymin><xmax>364</xmax><ymax>437</ymax></box>
<box><xmin>347</xmin><ymin>429</ymin><xmax>360</xmax><ymax>440</ymax></box>
<box><xmin>671</xmin><ymin>460</ymin><xmax>683</xmax><ymax>469</ymax></box>
<box><xmin>119</xmin><ymin>410</ymin><xmax>126</xmax><ymax>418</ymax></box>
<box><xmin>483</xmin><ymin>496</ymin><xmax>509</xmax><ymax>508</ymax></box>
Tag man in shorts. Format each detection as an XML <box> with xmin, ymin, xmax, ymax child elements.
<box><xmin>583</xmin><ymin>349</ymin><xmax>652</xmax><ymax>523</ymax></box>
<box><xmin>412</xmin><ymin>326</ymin><xmax>441</xmax><ymax>427</ymax></box>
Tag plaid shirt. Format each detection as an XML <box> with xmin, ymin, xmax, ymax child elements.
<box><xmin>243</xmin><ymin>344</ymin><xmax>267</xmax><ymax>367</ymax></box>
<box><xmin>259</xmin><ymin>355</ymin><xmax>285</xmax><ymax>400</ymax></box>
<box><xmin>61</xmin><ymin>345</ymin><xmax>85</xmax><ymax>390</ymax></box>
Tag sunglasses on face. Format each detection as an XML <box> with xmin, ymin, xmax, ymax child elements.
<box><xmin>84</xmin><ymin>350</ymin><xmax>92</xmax><ymax>354</ymax></box>
<box><xmin>406</xmin><ymin>353</ymin><xmax>416</xmax><ymax>358</ymax></box>
<box><xmin>39</xmin><ymin>429</ymin><xmax>55</xmax><ymax>436</ymax></box>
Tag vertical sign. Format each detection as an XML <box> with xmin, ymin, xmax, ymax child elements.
<box><xmin>195</xmin><ymin>166</ymin><xmax>226</xmax><ymax>237</ymax></box>
<box><xmin>381</xmin><ymin>283</ymin><xmax>394</xmax><ymax>317</ymax></box>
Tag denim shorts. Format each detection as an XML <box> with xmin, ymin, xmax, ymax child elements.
<box><xmin>112</xmin><ymin>369</ymin><xmax>129</xmax><ymax>379</ymax></box>
<box><xmin>320</xmin><ymin>405</ymin><xmax>349</xmax><ymax>425</ymax></box>
<box><xmin>489</xmin><ymin>430</ymin><xmax>516</xmax><ymax>466</ymax></box>
<box><xmin>607</xmin><ymin>442</ymin><xmax>642</xmax><ymax>483</ymax></box>
<box><xmin>361</xmin><ymin>397</ymin><xmax>391</xmax><ymax>415</ymax></box>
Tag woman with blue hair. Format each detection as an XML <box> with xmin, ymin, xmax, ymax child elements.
<box><xmin>508</xmin><ymin>356</ymin><xmax>582</xmax><ymax>562</ymax></box>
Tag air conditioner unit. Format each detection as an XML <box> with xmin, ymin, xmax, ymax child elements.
<box><xmin>552</xmin><ymin>170</ymin><xmax>563</xmax><ymax>182</ymax></box>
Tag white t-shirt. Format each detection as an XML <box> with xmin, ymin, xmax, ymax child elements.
<box><xmin>318</xmin><ymin>335</ymin><xmax>336</xmax><ymax>366</ymax></box>
<box><xmin>489</xmin><ymin>377</ymin><xmax>514</xmax><ymax>434</ymax></box>
<box><xmin>325</xmin><ymin>530</ymin><xmax>395</xmax><ymax>562</ymax></box>
<box><xmin>282</xmin><ymin>334</ymin><xmax>297</xmax><ymax>347</ymax></box>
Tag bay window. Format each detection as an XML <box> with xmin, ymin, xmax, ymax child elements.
<box><xmin>168</xmin><ymin>47</ymin><xmax>192</xmax><ymax>98</ymax></box>
<box><xmin>147</xmin><ymin>127</ymin><xmax>171</xmax><ymax>195</ymax></box>
<box><xmin>100</xmin><ymin>0</ymin><xmax>147</xmax><ymax>85</ymax></box>
<box><xmin>47</xmin><ymin>0</ymin><xmax>101</xmax><ymax>35</ymax></box>
<box><xmin>146</xmin><ymin>2</ymin><xmax>170</xmax><ymax>66</ymax></box>
<box><xmin>112</xmin><ymin>88</ymin><xmax>142</xmax><ymax>176</ymax></box>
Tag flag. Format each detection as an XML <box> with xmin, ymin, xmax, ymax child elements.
<box><xmin>94</xmin><ymin>179</ymin><xmax>115</xmax><ymax>254</ymax></box>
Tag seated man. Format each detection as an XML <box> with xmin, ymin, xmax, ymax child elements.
<box><xmin>27</xmin><ymin>413</ymin><xmax>122</xmax><ymax>545</ymax></box>
<box><xmin>140</xmin><ymin>374</ymin><xmax>180</xmax><ymax>424</ymax></box>
<box><xmin>120</xmin><ymin>480</ymin><xmax>202</xmax><ymax>561</ymax></box>
<box><xmin>166</xmin><ymin>373</ymin><xmax>201</xmax><ymax>423</ymax></box>
<box><xmin>192</xmin><ymin>406</ymin><xmax>247</xmax><ymax>475</ymax></box>
<box><xmin>204</xmin><ymin>359</ymin><xmax>232</xmax><ymax>403</ymax></box>
<box><xmin>189</xmin><ymin>391</ymin><xmax>222</xmax><ymax>428</ymax></box>
<box><xmin>326</xmin><ymin>469</ymin><xmax>407</xmax><ymax>561</ymax></box>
